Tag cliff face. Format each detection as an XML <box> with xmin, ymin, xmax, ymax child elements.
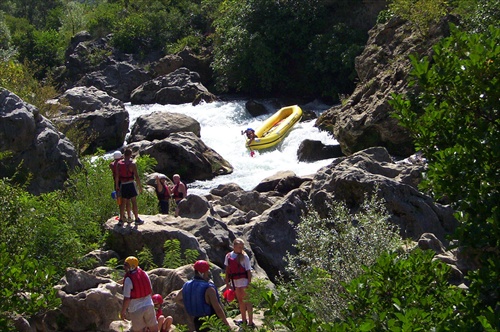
<box><xmin>317</xmin><ymin>15</ymin><xmax>458</xmax><ymax>157</ymax></box>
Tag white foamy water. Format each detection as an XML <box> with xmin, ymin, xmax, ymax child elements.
<box><xmin>124</xmin><ymin>100</ymin><xmax>338</xmax><ymax>195</ymax></box>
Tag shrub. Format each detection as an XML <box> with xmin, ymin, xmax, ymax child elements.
<box><xmin>388</xmin><ymin>0</ymin><xmax>448</xmax><ymax>36</ymax></box>
<box><xmin>338</xmin><ymin>249</ymin><xmax>468</xmax><ymax>331</ymax></box>
<box><xmin>259</xmin><ymin>192</ymin><xmax>401</xmax><ymax>330</ymax></box>
<box><xmin>390</xmin><ymin>23</ymin><xmax>500</xmax><ymax>329</ymax></box>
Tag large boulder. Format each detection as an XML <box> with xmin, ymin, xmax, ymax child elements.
<box><xmin>48</xmin><ymin>86</ymin><xmax>129</xmax><ymax>154</ymax></box>
<box><xmin>78</xmin><ymin>59</ymin><xmax>152</xmax><ymax>102</ymax></box>
<box><xmin>136</xmin><ymin>132</ymin><xmax>233</xmax><ymax>181</ymax></box>
<box><xmin>297</xmin><ymin>139</ymin><xmax>344</xmax><ymax>162</ymax></box>
<box><xmin>0</xmin><ymin>88</ymin><xmax>81</xmax><ymax>194</ymax></box>
<box><xmin>50</xmin><ymin>268</ymin><xmax>122</xmax><ymax>332</ymax></box>
<box><xmin>309</xmin><ymin>147</ymin><xmax>457</xmax><ymax>243</ymax></box>
<box><xmin>316</xmin><ymin>16</ymin><xmax>458</xmax><ymax>157</ymax></box>
<box><xmin>130</xmin><ymin>67</ymin><xmax>219</xmax><ymax>105</ymax></box>
<box><xmin>127</xmin><ymin>111</ymin><xmax>201</xmax><ymax>143</ymax></box>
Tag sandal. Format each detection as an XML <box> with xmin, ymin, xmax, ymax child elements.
<box><xmin>234</xmin><ymin>319</ymin><xmax>247</xmax><ymax>326</ymax></box>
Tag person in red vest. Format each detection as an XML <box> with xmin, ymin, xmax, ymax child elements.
<box><xmin>120</xmin><ymin>256</ymin><xmax>157</xmax><ymax>332</ymax></box>
<box><xmin>152</xmin><ymin>294</ymin><xmax>173</xmax><ymax>332</ymax></box>
<box><xmin>155</xmin><ymin>174</ymin><xmax>172</xmax><ymax>214</ymax></box>
<box><xmin>170</xmin><ymin>174</ymin><xmax>187</xmax><ymax>217</ymax></box>
<box><xmin>109</xmin><ymin>151</ymin><xmax>131</xmax><ymax>220</ymax></box>
<box><xmin>115</xmin><ymin>148</ymin><xmax>143</xmax><ymax>224</ymax></box>
<box><xmin>224</xmin><ymin>238</ymin><xmax>254</xmax><ymax>328</ymax></box>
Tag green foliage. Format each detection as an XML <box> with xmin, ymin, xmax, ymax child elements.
<box><xmin>137</xmin><ymin>246</ymin><xmax>157</xmax><ymax>270</ymax></box>
<box><xmin>0</xmin><ymin>61</ymin><xmax>58</xmax><ymax>113</ymax></box>
<box><xmin>210</xmin><ymin>0</ymin><xmax>366</xmax><ymax>100</ymax></box>
<box><xmin>390</xmin><ymin>25</ymin><xmax>500</xmax><ymax>250</ymax></box>
<box><xmin>390</xmin><ymin>24</ymin><xmax>500</xmax><ymax>329</ymax></box>
<box><xmin>338</xmin><ymin>249</ymin><xmax>467</xmax><ymax>331</ymax></box>
<box><xmin>163</xmin><ymin>239</ymin><xmax>200</xmax><ymax>268</ymax></box>
<box><xmin>0</xmin><ymin>244</ymin><xmax>61</xmax><ymax>330</ymax></box>
<box><xmin>455</xmin><ymin>0</ymin><xmax>500</xmax><ymax>33</ymax></box>
<box><xmin>388</xmin><ymin>0</ymin><xmax>448</xmax><ymax>36</ymax></box>
<box><xmin>256</xmin><ymin>193</ymin><xmax>401</xmax><ymax>330</ymax></box>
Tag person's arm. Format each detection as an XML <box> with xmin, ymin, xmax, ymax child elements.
<box><xmin>115</xmin><ymin>165</ymin><xmax>120</xmax><ymax>191</ymax></box>
<box><xmin>245</xmin><ymin>255</ymin><xmax>252</xmax><ymax>284</ymax></box>
<box><xmin>121</xmin><ymin>297</ymin><xmax>131</xmax><ymax>320</ymax></box>
<box><xmin>170</xmin><ymin>289</ymin><xmax>183</xmax><ymax>304</ymax></box>
<box><xmin>206</xmin><ymin>287</ymin><xmax>229</xmax><ymax>326</ymax></box>
<box><xmin>155</xmin><ymin>176</ymin><xmax>162</xmax><ymax>193</ymax></box>
<box><xmin>132</xmin><ymin>163</ymin><xmax>142</xmax><ymax>193</ymax></box>
<box><xmin>180</xmin><ymin>183</ymin><xmax>187</xmax><ymax>198</ymax></box>
<box><xmin>225</xmin><ymin>265</ymin><xmax>231</xmax><ymax>289</ymax></box>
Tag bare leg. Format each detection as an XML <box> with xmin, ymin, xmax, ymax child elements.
<box><xmin>131</xmin><ymin>196</ymin><xmax>139</xmax><ymax>219</ymax></box>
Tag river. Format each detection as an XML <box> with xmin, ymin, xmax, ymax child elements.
<box><xmin>124</xmin><ymin>99</ymin><xmax>338</xmax><ymax>196</ymax></box>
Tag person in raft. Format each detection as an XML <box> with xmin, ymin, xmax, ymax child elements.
<box><xmin>171</xmin><ymin>260</ymin><xmax>230</xmax><ymax>331</ymax></box>
<box><xmin>120</xmin><ymin>256</ymin><xmax>158</xmax><ymax>332</ymax></box>
<box><xmin>152</xmin><ymin>294</ymin><xmax>173</xmax><ymax>332</ymax></box>
<box><xmin>155</xmin><ymin>174</ymin><xmax>172</xmax><ymax>214</ymax></box>
<box><xmin>170</xmin><ymin>174</ymin><xmax>187</xmax><ymax>217</ymax></box>
<box><xmin>225</xmin><ymin>238</ymin><xmax>254</xmax><ymax>328</ymax></box>
<box><xmin>241</xmin><ymin>128</ymin><xmax>257</xmax><ymax>146</ymax></box>
<box><xmin>115</xmin><ymin>148</ymin><xmax>144</xmax><ymax>225</ymax></box>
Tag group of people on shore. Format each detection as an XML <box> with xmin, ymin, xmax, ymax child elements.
<box><xmin>109</xmin><ymin>148</ymin><xmax>187</xmax><ymax>223</ymax></box>
<box><xmin>120</xmin><ymin>238</ymin><xmax>254</xmax><ymax>331</ymax></box>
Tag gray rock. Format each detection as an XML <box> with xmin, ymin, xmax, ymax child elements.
<box><xmin>0</xmin><ymin>88</ymin><xmax>81</xmax><ymax>194</ymax></box>
<box><xmin>297</xmin><ymin>139</ymin><xmax>344</xmax><ymax>162</ymax></box>
<box><xmin>139</xmin><ymin>132</ymin><xmax>233</xmax><ymax>181</ymax></box>
<box><xmin>48</xmin><ymin>86</ymin><xmax>129</xmax><ymax>154</ymax></box>
<box><xmin>128</xmin><ymin>111</ymin><xmax>201</xmax><ymax>143</ymax></box>
<box><xmin>130</xmin><ymin>67</ymin><xmax>218</xmax><ymax>105</ymax></box>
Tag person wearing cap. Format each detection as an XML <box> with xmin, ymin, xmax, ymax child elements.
<box><xmin>109</xmin><ymin>151</ymin><xmax>132</xmax><ymax>223</ymax></box>
<box><xmin>171</xmin><ymin>260</ymin><xmax>230</xmax><ymax>331</ymax></box>
<box><xmin>121</xmin><ymin>256</ymin><xmax>157</xmax><ymax>332</ymax></box>
<box><xmin>155</xmin><ymin>174</ymin><xmax>172</xmax><ymax>214</ymax></box>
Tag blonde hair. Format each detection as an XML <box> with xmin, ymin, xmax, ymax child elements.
<box><xmin>233</xmin><ymin>238</ymin><xmax>246</xmax><ymax>263</ymax></box>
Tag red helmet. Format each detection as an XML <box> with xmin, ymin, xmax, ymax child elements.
<box><xmin>193</xmin><ymin>260</ymin><xmax>210</xmax><ymax>273</ymax></box>
<box><xmin>152</xmin><ymin>294</ymin><xmax>163</xmax><ymax>305</ymax></box>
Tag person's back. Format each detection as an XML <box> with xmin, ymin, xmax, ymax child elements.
<box><xmin>182</xmin><ymin>278</ymin><xmax>216</xmax><ymax>318</ymax></box>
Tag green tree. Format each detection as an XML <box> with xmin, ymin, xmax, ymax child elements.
<box><xmin>390</xmin><ymin>24</ymin><xmax>500</xmax><ymax>328</ymax></box>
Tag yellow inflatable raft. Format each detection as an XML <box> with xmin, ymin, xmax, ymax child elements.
<box><xmin>246</xmin><ymin>105</ymin><xmax>303</xmax><ymax>150</ymax></box>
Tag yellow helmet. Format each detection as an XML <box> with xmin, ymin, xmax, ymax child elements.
<box><xmin>125</xmin><ymin>256</ymin><xmax>139</xmax><ymax>270</ymax></box>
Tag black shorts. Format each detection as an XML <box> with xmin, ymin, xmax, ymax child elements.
<box><xmin>120</xmin><ymin>182</ymin><xmax>138</xmax><ymax>199</ymax></box>
<box><xmin>159</xmin><ymin>200</ymin><xmax>169</xmax><ymax>214</ymax></box>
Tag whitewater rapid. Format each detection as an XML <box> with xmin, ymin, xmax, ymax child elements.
<box><xmin>125</xmin><ymin>100</ymin><xmax>338</xmax><ymax>195</ymax></box>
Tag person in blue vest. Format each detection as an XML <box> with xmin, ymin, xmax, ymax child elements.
<box><xmin>120</xmin><ymin>256</ymin><xmax>158</xmax><ymax>332</ymax></box>
<box><xmin>172</xmin><ymin>260</ymin><xmax>230</xmax><ymax>331</ymax></box>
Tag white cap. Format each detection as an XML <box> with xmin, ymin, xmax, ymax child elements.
<box><xmin>113</xmin><ymin>151</ymin><xmax>122</xmax><ymax>160</ymax></box>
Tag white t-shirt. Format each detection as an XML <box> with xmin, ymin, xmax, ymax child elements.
<box><xmin>123</xmin><ymin>276</ymin><xmax>154</xmax><ymax>312</ymax></box>
<box><xmin>224</xmin><ymin>251</ymin><xmax>251</xmax><ymax>288</ymax></box>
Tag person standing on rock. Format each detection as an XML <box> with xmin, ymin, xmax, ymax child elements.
<box><xmin>225</xmin><ymin>238</ymin><xmax>254</xmax><ymax>328</ymax></box>
<box><xmin>170</xmin><ymin>174</ymin><xmax>187</xmax><ymax>217</ymax></box>
<box><xmin>171</xmin><ymin>260</ymin><xmax>230</xmax><ymax>331</ymax></box>
<box><xmin>155</xmin><ymin>174</ymin><xmax>172</xmax><ymax>215</ymax></box>
<box><xmin>110</xmin><ymin>151</ymin><xmax>132</xmax><ymax>221</ymax></box>
<box><xmin>115</xmin><ymin>148</ymin><xmax>144</xmax><ymax>225</ymax></box>
<box><xmin>120</xmin><ymin>256</ymin><xmax>158</xmax><ymax>332</ymax></box>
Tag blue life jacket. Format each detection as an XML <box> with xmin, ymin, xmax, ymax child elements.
<box><xmin>182</xmin><ymin>277</ymin><xmax>218</xmax><ymax>317</ymax></box>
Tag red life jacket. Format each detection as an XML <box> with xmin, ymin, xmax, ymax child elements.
<box><xmin>124</xmin><ymin>268</ymin><xmax>152</xmax><ymax>299</ymax></box>
<box><xmin>172</xmin><ymin>182</ymin><xmax>187</xmax><ymax>199</ymax></box>
<box><xmin>227</xmin><ymin>254</ymin><xmax>248</xmax><ymax>280</ymax></box>
<box><xmin>110</xmin><ymin>160</ymin><xmax>120</xmax><ymax>179</ymax></box>
<box><xmin>156</xmin><ymin>184</ymin><xmax>170</xmax><ymax>201</ymax></box>
<box><xmin>118</xmin><ymin>159</ymin><xmax>134</xmax><ymax>182</ymax></box>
